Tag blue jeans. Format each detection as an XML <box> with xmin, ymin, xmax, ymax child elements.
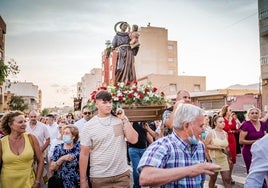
<box><xmin>128</xmin><ymin>147</ymin><xmax>146</xmax><ymax>188</ymax></box>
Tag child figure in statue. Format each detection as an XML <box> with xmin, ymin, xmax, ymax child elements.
<box><xmin>129</xmin><ymin>24</ymin><xmax>140</xmax><ymax>49</ymax></box>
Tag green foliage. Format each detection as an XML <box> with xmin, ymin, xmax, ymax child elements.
<box><xmin>0</xmin><ymin>59</ymin><xmax>20</xmax><ymax>85</ymax></box>
<box><xmin>7</xmin><ymin>96</ymin><xmax>28</xmax><ymax>111</ymax></box>
<box><xmin>41</xmin><ymin>108</ymin><xmax>50</xmax><ymax>116</ymax></box>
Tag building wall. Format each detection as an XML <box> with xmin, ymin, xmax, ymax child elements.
<box><xmin>259</xmin><ymin>0</ymin><xmax>268</xmax><ymax>111</ymax></box>
<box><xmin>191</xmin><ymin>89</ymin><xmax>260</xmax><ymax>111</ymax></box>
<box><xmin>4</xmin><ymin>82</ymin><xmax>40</xmax><ymax>112</ymax></box>
<box><xmin>79</xmin><ymin>68</ymin><xmax>102</xmax><ymax>107</ymax></box>
<box><xmin>138</xmin><ymin>74</ymin><xmax>206</xmax><ymax>96</ymax></box>
<box><xmin>135</xmin><ymin>26</ymin><xmax>178</xmax><ymax>78</ymax></box>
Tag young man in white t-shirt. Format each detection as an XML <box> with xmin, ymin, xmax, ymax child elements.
<box><xmin>79</xmin><ymin>90</ymin><xmax>138</xmax><ymax>188</ymax></box>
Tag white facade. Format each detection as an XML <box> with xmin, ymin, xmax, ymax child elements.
<box><xmin>78</xmin><ymin>68</ymin><xmax>102</xmax><ymax>108</ymax></box>
<box><xmin>5</xmin><ymin>82</ymin><xmax>39</xmax><ymax>111</ymax></box>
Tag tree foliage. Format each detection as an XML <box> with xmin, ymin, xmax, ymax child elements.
<box><xmin>41</xmin><ymin>108</ymin><xmax>50</xmax><ymax>116</ymax></box>
<box><xmin>0</xmin><ymin>59</ymin><xmax>20</xmax><ymax>84</ymax></box>
<box><xmin>7</xmin><ymin>96</ymin><xmax>28</xmax><ymax>111</ymax></box>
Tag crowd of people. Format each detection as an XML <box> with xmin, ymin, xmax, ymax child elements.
<box><xmin>0</xmin><ymin>89</ymin><xmax>268</xmax><ymax>188</ymax></box>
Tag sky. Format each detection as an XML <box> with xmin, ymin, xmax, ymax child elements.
<box><xmin>0</xmin><ymin>0</ymin><xmax>260</xmax><ymax>108</ymax></box>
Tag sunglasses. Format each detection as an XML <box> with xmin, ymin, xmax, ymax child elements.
<box><xmin>83</xmin><ymin>112</ymin><xmax>92</xmax><ymax>115</ymax></box>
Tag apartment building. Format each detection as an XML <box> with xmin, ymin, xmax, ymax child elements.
<box><xmin>102</xmin><ymin>25</ymin><xmax>206</xmax><ymax>97</ymax></box>
<box><xmin>4</xmin><ymin>82</ymin><xmax>41</xmax><ymax>112</ymax></box>
<box><xmin>259</xmin><ymin>0</ymin><xmax>268</xmax><ymax>111</ymax></box>
<box><xmin>78</xmin><ymin>68</ymin><xmax>102</xmax><ymax>108</ymax></box>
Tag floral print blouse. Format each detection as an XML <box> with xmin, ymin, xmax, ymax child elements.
<box><xmin>51</xmin><ymin>141</ymin><xmax>81</xmax><ymax>188</ymax></box>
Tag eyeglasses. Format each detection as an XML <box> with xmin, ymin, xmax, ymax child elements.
<box><xmin>83</xmin><ymin>112</ymin><xmax>92</xmax><ymax>115</ymax></box>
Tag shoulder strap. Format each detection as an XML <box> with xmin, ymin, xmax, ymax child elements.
<box><xmin>28</xmin><ymin>134</ymin><xmax>36</xmax><ymax>158</ymax></box>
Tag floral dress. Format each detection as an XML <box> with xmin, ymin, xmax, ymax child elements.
<box><xmin>50</xmin><ymin>141</ymin><xmax>81</xmax><ymax>188</ymax></box>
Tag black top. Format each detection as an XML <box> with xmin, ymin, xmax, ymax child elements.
<box><xmin>128</xmin><ymin>122</ymin><xmax>148</xmax><ymax>149</ymax></box>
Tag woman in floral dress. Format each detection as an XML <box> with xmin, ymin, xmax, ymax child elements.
<box><xmin>50</xmin><ymin>125</ymin><xmax>80</xmax><ymax>187</ymax></box>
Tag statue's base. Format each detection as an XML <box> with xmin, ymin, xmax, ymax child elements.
<box><xmin>123</xmin><ymin>105</ymin><xmax>165</xmax><ymax>122</ymax></box>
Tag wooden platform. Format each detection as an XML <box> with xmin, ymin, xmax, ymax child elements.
<box><xmin>123</xmin><ymin>105</ymin><xmax>165</xmax><ymax>122</ymax></box>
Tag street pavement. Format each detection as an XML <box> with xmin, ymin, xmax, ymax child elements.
<box><xmin>204</xmin><ymin>153</ymin><xmax>247</xmax><ymax>188</ymax></box>
<box><xmin>42</xmin><ymin>154</ymin><xmax>247</xmax><ymax>188</ymax></box>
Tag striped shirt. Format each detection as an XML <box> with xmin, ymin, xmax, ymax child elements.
<box><xmin>80</xmin><ymin>115</ymin><xmax>129</xmax><ymax>178</ymax></box>
<box><xmin>137</xmin><ymin>132</ymin><xmax>206</xmax><ymax>188</ymax></box>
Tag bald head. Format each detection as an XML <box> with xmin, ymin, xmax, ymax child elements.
<box><xmin>29</xmin><ymin>110</ymin><xmax>38</xmax><ymax>125</ymax></box>
<box><xmin>176</xmin><ymin>90</ymin><xmax>191</xmax><ymax>103</ymax></box>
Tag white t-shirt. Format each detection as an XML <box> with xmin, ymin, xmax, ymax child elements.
<box><xmin>47</xmin><ymin>122</ymin><xmax>59</xmax><ymax>140</ymax></box>
<box><xmin>74</xmin><ymin>118</ymin><xmax>88</xmax><ymax>133</ymax></box>
<box><xmin>26</xmin><ymin>121</ymin><xmax>50</xmax><ymax>148</ymax></box>
<box><xmin>80</xmin><ymin>115</ymin><xmax>129</xmax><ymax>178</ymax></box>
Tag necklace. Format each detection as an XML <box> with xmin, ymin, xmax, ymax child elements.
<box><xmin>97</xmin><ymin>115</ymin><xmax>112</xmax><ymax>126</ymax></box>
<box><xmin>8</xmin><ymin>136</ymin><xmax>24</xmax><ymax>155</ymax></box>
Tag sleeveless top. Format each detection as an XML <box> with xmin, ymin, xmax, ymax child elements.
<box><xmin>0</xmin><ymin>133</ymin><xmax>35</xmax><ymax>188</ymax></box>
<box><xmin>208</xmin><ymin>130</ymin><xmax>228</xmax><ymax>159</ymax></box>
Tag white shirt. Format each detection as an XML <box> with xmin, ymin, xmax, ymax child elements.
<box><xmin>74</xmin><ymin>118</ymin><xmax>88</xmax><ymax>132</ymax></box>
<box><xmin>47</xmin><ymin>122</ymin><xmax>59</xmax><ymax>140</ymax></box>
<box><xmin>26</xmin><ymin>121</ymin><xmax>50</xmax><ymax>148</ymax></box>
<box><xmin>245</xmin><ymin>134</ymin><xmax>268</xmax><ymax>187</ymax></box>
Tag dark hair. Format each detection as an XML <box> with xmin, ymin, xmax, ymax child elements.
<box><xmin>82</xmin><ymin>105</ymin><xmax>89</xmax><ymax>110</ymax></box>
<box><xmin>0</xmin><ymin>111</ymin><xmax>24</xmax><ymax>135</ymax></box>
<box><xmin>95</xmin><ymin>90</ymin><xmax>112</xmax><ymax>101</ymax></box>
<box><xmin>120</xmin><ymin>22</ymin><xmax>127</xmax><ymax>29</ymax></box>
<box><xmin>132</xmin><ymin>24</ymin><xmax>138</xmax><ymax>31</ymax></box>
<box><xmin>46</xmin><ymin>114</ymin><xmax>54</xmax><ymax>118</ymax></box>
<box><xmin>212</xmin><ymin>115</ymin><xmax>222</xmax><ymax>129</ymax></box>
<box><xmin>66</xmin><ymin>113</ymin><xmax>74</xmax><ymax>119</ymax></box>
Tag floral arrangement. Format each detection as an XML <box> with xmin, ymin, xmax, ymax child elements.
<box><xmin>88</xmin><ymin>81</ymin><xmax>167</xmax><ymax>109</ymax></box>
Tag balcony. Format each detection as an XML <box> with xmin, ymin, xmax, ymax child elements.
<box><xmin>259</xmin><ymin>8</ymin><xmax>268</xmax><ymax>36</ymax></box>
<box><xmin>261</xmin><ymin>55</ymin><xmax>268</xmax><ymax>80</ymax></box>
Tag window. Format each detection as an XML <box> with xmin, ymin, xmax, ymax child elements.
<box><xmin>168</xmin><ymin>45</ymin><xmax>173</xmax><ymax>50</ymax></box>
<box><xmin>168</xmin><ymin>58</ymin><xmax>174</xmax><ymax>63</ymax></box>
<box><xmin>193</xmin><ymin>84</ymin><xmax>200</xmax><ymax>92</ymax></box>
<box><xmin>168</xmin><ymin>69</ymin><xmax>174</xmax><ymax>75</ymax></box>
<box><xmin>169</xmin><ymin>83</ymin><xmax>177</xmax><ymax>92</ymax></box>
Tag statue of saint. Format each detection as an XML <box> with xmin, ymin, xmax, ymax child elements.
<box><xmin>112</xmin><ymin>21</ymin><xmax>139</xmax><ymax>83</ymax></box>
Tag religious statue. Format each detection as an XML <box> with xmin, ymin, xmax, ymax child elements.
<box><xmin>112</xmin><ymin>21</ymin><xmax>140</xmax><ymax>83</ymax></box>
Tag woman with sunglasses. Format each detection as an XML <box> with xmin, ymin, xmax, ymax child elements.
<box><xmin>239</xmin><ymin>107</ymin><xmax>267</xmax><ymax>173</ymax></box>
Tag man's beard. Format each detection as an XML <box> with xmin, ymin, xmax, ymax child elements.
<box><xmin>30</xmin><ymin>119</ymin><xmax>37</xmax><ymax>125</ymax></box>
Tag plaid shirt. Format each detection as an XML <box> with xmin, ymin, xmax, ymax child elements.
<box><xmin>137</xmin><ymin>132</ymin><xmax>206</xmax><ymax>188</ymax></box>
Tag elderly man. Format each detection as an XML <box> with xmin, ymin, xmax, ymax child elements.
<box><xmin>138</xmin><ymin>103</ymin><xmax>221</xmax><ymax>187</ymax></box>
<box><xmin>26</xmin><ymin>110</ymin><xmax>50</xmax><ymax>154</ymax></box>
<box><xmin>26</xmin><ymin>110</ymin><xmax>50</xmax><ymax>184</ymax></box>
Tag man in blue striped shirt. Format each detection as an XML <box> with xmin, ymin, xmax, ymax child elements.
<box><xmin>138</xmin><ymin>103</ymin><xmax>221</xmax><ymax>188</ymax></box>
